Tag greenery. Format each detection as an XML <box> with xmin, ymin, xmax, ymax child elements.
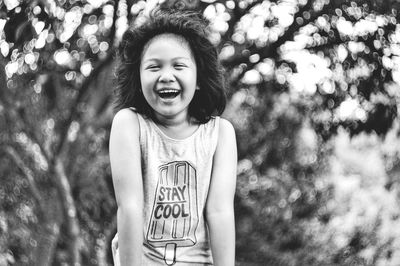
<box><xmin>1</xmin><ymin>0</ymin><xmax>400</xmax><ymax>265</ymax></box>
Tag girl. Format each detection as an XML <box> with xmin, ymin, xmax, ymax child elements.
<box><xmin>109</xmin><ymin>8</ymin><xmax>237</xmax><ymax>266</ymax></box>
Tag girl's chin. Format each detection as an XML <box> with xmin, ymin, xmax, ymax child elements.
<box><xmin>158</xmin><ymin>96</ymin><xmax>179</xmax><ymax>104</ymax></box>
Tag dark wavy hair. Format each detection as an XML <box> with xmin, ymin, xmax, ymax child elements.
<box><xmin>114</xmin><ymin>8</ymin><xmax>226</xmax><ymax>123</ymax></box>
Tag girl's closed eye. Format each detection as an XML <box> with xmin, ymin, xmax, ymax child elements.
<box><xmin>174</xmin><ymin>63</ymin><xmax>187</xmax><ymax>70</ymax></box>
<box><xmin>146</xmin><ymin>65</ymin><xmax>160</xmax><ymax>71</ymax></box>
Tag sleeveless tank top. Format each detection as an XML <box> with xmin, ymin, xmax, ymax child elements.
<box><xmin>135</xmin><ymin>110</ymin><xmax>220</xmax><ymax>265</ymax></box>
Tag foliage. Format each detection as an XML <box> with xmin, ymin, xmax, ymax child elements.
<box><xmin>300</xmin><ymin>126</ymin><xmax>400</xmax><ymax>266</ymax></box>
<box><xmin>0</xmin><ymin>0</ymin><xmax>400</xmax><ymax>265</ymax></box>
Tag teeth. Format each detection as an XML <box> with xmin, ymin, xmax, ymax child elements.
<box><xmin>159</xmin><ymin>89</ymin><xmax>179</xmax><ymax>93</ymax></box>
<box><xmin>158</xmin><ymin>89</ymin><xmax>180</xmax><ymax>99</ymax></box>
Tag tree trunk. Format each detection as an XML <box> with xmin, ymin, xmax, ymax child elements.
<box><xmin>33</xmin><ymin>189</ymin><xmax>63</xmax><ymax>266</ymax></box>
<box><xmin>34</xmin><ymin>222</ymin><xmax>61</xmax><ymax>266</ymax></box>
<box><xmin>54</xmin><ymin>158</ymin><xmax>82</xmax><ymax>266</ymax></box>
<box><xmin>96</xmin><ymin>216</ymin><xmax>117</xmax><ymax>266</ymax></box>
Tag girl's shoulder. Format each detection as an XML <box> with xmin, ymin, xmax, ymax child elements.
<box><xmin>111</xmin><ymin>108</ymin><xmax>140</xmax><ymax>137</ymax></box>
<box><xmin>218</xmin><ymin>117</ymin><xmax>234</xmax><ymax>128</ymax></box>
<box><xmin>207</xmin><ymin>116</ymin><xmax>234</xmax><ymax>131</ymax></box>
<box><xmin>113</xmin><ymin>107</ymin><xmax>139</xmax><ymax>123</ymax></box>
<box><xmin>203</xmin><ymin>116</ymin><xmax>235</xmax><ymax>147</ymax></box>
<box><xmin>216</xmin><ymin>117</ymin><xmax>235</xmax><ymax>141</ymax></box>
<box><xmin>109</xmin><ymin>108</ymin><xmax>142</xmax><ymax>158</ymax></box>
<box><xmin>203</xmin><ymin>116</ymin><xmax>234</xmax><ymax>134</ymax></box>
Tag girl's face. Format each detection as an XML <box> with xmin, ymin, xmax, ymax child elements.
<box><xmin>140</xmin><ymin>33</ymin><xmax>197</xmax><ymax>122</ymax></box>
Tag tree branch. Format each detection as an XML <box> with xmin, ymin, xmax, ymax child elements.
<box><xmin>96</xmin><ymin>215</ymin><xmax>117</xmax><ymax>266</ymax></box>
<box><xmin>0</xmin><ymin>61</ymin><xmax>52</xmax><ymax>162</ymax></box>
<box><xmin>126</xmin><ymin>0</ymin><xmax>141</xmax><ymax>23</ymax></box>
<box><xmin>218</xmin><ymin>0</ymin><xmax>264</xmax><ymax>51</ymax></box>
<box><xmin>110</xmin><ymin>0</ymin><xmax>120</xmax><ymax>47</ymax></box>
<box><xmin>52</xmin><ymin>51</ymin><xmax>115</xmax><ymax>161</ymax></box>
<box><xmin>0</xmin><ymin>98</ymin><xmax>52</xmax><ymax>161</ymax></box>
<box><xmin>3</xmin><ymin>145</ymin><xmax>45</xmax><ymax>214</ymax></box>
<box><xmin>52</xmin><ymin>0</ymin><xmax>118</xmax><ymax>161</ymax></box>
<box><xmin>222</xmin><ymin>0</ymin><xmax>318</xmax><ymax>68</ymax></box>
<box><xmin>53</xmin><ymin>156</ymin><xmax>82</xmax><ymax>265</ymax></box>
<box><xmin>223</xmin><ymin>0</ymin><xmax>339</xmax><ymax>86</ymax></box>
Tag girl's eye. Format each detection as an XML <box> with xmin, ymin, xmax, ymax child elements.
<box><xmin>174</xmin><ymin>64</ymin><xmax>186</xmax><ymax>69</ymax></box>
<box><xmin>147</xmin><ymin>65</ymin><xmax>160</xmax><ymax>70</ymax></box>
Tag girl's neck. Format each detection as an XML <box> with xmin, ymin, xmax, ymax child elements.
<box><xmin>153</xmin><ymin>113</ymin><xmax>188</xmax><ymax>127</ymax></box>
<box><xmin>152</xmin><ymin>112</ymin><xmax>199</xmax><ymax>140</ymax></box>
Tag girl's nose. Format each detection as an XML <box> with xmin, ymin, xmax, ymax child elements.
<box><xmin>158</xmin><ymin>68</ymin><xmax>176</xmax><ymax>82</ymax></box>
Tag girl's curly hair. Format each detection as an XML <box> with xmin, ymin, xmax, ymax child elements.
<box><xmin>114</xmin><ymin>8</ymin><xmax>226</xmax><ymax>123</ymax></box>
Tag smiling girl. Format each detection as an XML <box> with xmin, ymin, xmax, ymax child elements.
<box><xmin>109</xmin><ymin>8</ymin><xmax>237</xmax><ymax>266</ymax></box>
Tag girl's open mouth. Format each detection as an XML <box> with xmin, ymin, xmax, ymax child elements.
<box><xmin>157</xmin><ymin>89</ymin><xmax>181</xmax><ymax>99</ymax></box>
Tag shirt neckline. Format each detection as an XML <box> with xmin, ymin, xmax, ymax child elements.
<box><xmin>149</xmin><ymin>119</ymin><xmax>203</xmax><ymax>142</ymax></box>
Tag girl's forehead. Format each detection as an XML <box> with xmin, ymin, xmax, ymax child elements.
<box><xmin>142</xmin><ymin>33</ymin><xmax>193</xmax><ymax>58</ymax></box>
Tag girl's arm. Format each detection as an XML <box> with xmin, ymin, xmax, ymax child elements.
<box><xmin>109</xmin><ymin>109</ymin><xmax>143</xmax><ymax>266</ymax></box>
<box><xmin>205</xmin><ymin>118</ymin><xmax>237</xmax><ymax>266</ymax></box>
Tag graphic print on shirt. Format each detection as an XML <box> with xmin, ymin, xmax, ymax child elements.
<box><xmin>146</xmin><ymin>161</ymin><xmax>199</xmax><ymax>265</ymax></box>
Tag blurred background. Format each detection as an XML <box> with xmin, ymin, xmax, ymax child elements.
<box><xmin>1</xmin><ymin>0</ymin><xmax>400</xmax><ymax>265</ymax></box>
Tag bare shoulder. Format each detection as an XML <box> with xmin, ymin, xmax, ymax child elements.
<box><xmin>112</xmin><ymin>108</ymin><xmax>139</xmax><ymax>127</ymax></box>
<box><xmin>218</xmin><ymin>118</ymin><xmax>236</xmax><ymax>139</ymax></box>
<box><xmin>215</xmin><ymin>118</ymin><xmax>236</xmax><ymax>154</ymax></box>
<box><xmin>111</xmin><ymin>108</ymin><xmax>139</xmax><ymax>134</ymax></box>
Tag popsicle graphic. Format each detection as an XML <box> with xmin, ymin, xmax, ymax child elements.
<box><xmin>147</xmin><ymin>161</ymin><xmax>199</xmax><ymax>265</ymax></box>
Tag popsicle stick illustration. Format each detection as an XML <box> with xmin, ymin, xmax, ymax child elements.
<box><xmin>147</xmin><ymin>161</ymin><xmax>199</xmax><ymax>265</ymax></box>
<box><xmin>164</xmin><ymin>243</ymin><xmax>176</xmax><ymax>265</ymax></box>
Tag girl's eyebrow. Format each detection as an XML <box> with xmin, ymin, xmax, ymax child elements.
<box><xmin>143</xmin><ymin>56</ymin><xmax>192</xmax><ymax>63</ymax></box>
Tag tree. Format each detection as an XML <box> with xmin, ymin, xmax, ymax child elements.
<box><xmin>202</xmin><ymin>0</ymin><xmax>400</xmax><ymax>263</ymax></box>
<box><xmin>1</xmin><ymin>0</ymin><xmax>119</xmax><ymax>264</ymax></box>
<box><xmin>0</xmin><ymin>0</ymin><xmax>399</xmax><ymax>265</ymax></box>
